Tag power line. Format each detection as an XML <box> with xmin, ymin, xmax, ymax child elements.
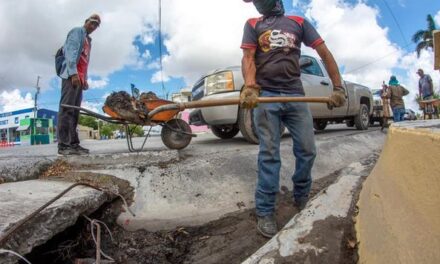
<box><xmin>379</xmin><ymin>0</ymin><xmax>409</xmax><ymax>47</ymax></box>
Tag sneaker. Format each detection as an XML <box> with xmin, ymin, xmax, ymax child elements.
<box><xmin>294</xmin><ymin>197</ymin><xmax>309</xmax><ymax>211</ymax></box>
<box><xmin>58</xmin><ymin>146</ymin><xmax>82</xmax><ymax>156</ymax></box>
<box><xmin>256</xmin><ymin>215</ymin><xmax>278</xmax><ymax>238</ymax></box>
<box><xmin>72</xmin><ymin>144</ymin><xmax>89</xmax><ymax>154</ymax></box>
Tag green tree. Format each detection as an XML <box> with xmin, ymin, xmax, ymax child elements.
<box><xmin>79</xmin><ymin>115</ymin><xmax>98</xmax><ymax>129</ymax></box>
<box><xmin>128</xmin><ymin>125</ymin><xmax>145</xmax><ymax>137</ymax></box>
<box><xmin>100</xmin><ymin>124</ymin><xmax>114</xmax><ymax>138</ymax></box>
<box><xmin>412</xmin><ymin>14</ymin><xmax>437</xmax><ymax>57</ymax></box>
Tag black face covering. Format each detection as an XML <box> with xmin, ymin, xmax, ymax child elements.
<box><xmin>253</xmin><ymin>0</ymin><xmax>285</xmax><ymax>17</ymax></box>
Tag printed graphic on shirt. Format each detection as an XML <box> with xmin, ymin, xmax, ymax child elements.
<box><xmin>258</xmin><ymin>29</ymin><xmax>298</xmax><ymax>53</ymax></box>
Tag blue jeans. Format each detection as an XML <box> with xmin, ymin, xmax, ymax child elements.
<box><xmin>253</xmin><ymin>90</ymin><xmax>317</xmax><ymax>216</ymax></box>
<box><xmin>392</xmin><ymin>107</ymin><xmax>405</xmax><ymax>122</ymax></box>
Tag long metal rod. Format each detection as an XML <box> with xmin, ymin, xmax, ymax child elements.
<box><xmin>148</xmin><ymin>96</ymin><xmax>330</xmax><ymax>118</ymax></box>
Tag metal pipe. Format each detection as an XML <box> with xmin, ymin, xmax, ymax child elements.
<box><xmin>147</xmin><ymin>96</ymin><xmax>330</xmax><ymax>119</ymax></box>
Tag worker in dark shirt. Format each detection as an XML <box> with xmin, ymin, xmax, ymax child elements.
<box><xmin>241</xmin><ymin>0</ymin><xmax>345</xmax><ymax>237</ymax></box>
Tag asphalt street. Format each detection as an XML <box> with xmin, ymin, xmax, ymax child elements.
<box><xmin>0</xmin><ymin>123</ymin><xmax>381</xmax><ymax>158</ymax></box>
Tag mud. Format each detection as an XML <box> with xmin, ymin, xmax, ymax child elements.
<box><xmin>23</xmin><ymin>171</ymin><xmax>344</xmax><ymax>264</ymax></box>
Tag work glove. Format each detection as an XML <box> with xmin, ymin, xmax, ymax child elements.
<box><xmin>327</xmin><ymin>87</ymin><xmax>346</xmax><ymax>109</ymax></box>
<box><xmin>240</xmin><ymin>85</ymin><xmax>260</xmax><ymax>109</ymax></box>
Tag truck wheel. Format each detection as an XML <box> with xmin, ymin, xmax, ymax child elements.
<box><xmin>354</xmin><ymin>104</ymin><xmax>370</xmax><ymax>130</ymax></box>
<box><xmin>161</xmin><ymin>119</ymin><xmax>192</xmax><ymax>150</ymax></box>
<box><xmin>313</xmin><ymin>120</ymin><xmax>327</xmax><ymax>130</ymax></box>
<box><xmin>238</xmin><ymin>108</ymin><xmax>259</xmax><ymax>144</ymax></box>
<box><xmin>238</xmin><ymin>108</ymin><xmax>287</xmax><ymax>144</ymax></box>
<box><xmin>210</xmin><ymin>125</ymin><xmax>239</xmax><ymax>139</ymax></box>
<box><xmin>346</xmin><ymin>119</ymin><xmax>355</xmax><ymax>127</ymax></box>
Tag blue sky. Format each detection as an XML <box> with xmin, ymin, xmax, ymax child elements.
<box><xmin>0</xmin><ymin>0</ymin><xmax>439</xmax><ymax>113</ymax></box>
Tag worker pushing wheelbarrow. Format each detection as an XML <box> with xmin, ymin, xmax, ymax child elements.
<box><xmin>62</xmin><ymin>90</ymin><xmax>331</xmax><ymax>152</ymax></box>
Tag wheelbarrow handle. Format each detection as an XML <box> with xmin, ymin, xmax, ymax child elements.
<box><xmin>147</xmin><ymin>96</ymin><xmax>330</xmax><ymax>119</ymax></box>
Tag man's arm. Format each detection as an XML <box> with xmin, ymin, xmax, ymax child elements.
<box><xmin>401</xmin><ymin>86</ymin><xmax>409</xmax><ymax>96</ymax></box>
<box><xmin>241</xmin><ymin>48</ymin><xmax>257</xmax><ymax>87</ymax></box>
<box><xmin>315</xmin><ymin>43</ymin><xmax>343</xmax><ymax>88</ymax></box>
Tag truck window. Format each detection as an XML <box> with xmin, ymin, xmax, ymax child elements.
<box><xmin>300</xmin><ymin>57</ymin><xmax>324</xmax><ymax>77</ymax></box>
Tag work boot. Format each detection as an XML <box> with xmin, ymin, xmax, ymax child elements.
<box><xmin>72</xmin><ymin>144</ymin><xmax>89</xmax><ymax>154</ymax></box>
<box><xmin>57</xmin><ymin>146</ymin><xmax>82</xmax><ymax>156</ymax></box>
<box><xmin>256</xmin><ymin>215</ymin><xmax>277</xmax><ymax>238</ymax></box>
<box><xmin>293</xmin><ymin>197</ymin><xmax>309</xmax><ymax>211</ymax></box>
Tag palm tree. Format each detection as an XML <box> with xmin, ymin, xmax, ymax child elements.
<box><xmin>412</xmin><ymin>14</ymin><xmax>437</xmax><ymax>57</ymax></box>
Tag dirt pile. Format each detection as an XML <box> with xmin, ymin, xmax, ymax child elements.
<box><xmin>103</xmin><ymin>91</ymin><xmax>159</xmax><ymax>124</ymax></box>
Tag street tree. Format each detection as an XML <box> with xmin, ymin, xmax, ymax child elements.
<box><xmin>412</xmin><ymin>14</ymin><xmax>437</xmax><ymax>57</ymax></box>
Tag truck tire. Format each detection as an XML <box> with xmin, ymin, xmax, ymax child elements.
<box><xmin>210</xmin><ymin>125</ymin><xmax>239</xmax><ymax>139</ymax></box>
<box><xmin>313</xmin><ymin>120</ymin><xmax>327</xmax><ymax>130</ymax></box>
<box><xmin>238</xmin><ymin>108</ymin><xmax>259</xmax><ymax>144</ymax></box>
<box><xmin>238</xmin><ymin>108</ymin><xmax>287</xmax><ymax>144</ymax></box>
<box><xmin>354</xmin><ymin>104</ymin><xmax>370</xmax><ymax>130</ymax></box>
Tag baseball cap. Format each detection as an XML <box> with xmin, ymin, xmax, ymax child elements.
<box><xmin>243</xmin><ymin>0</ymin><xmax>253</xmax><ymax>2</ymax></box>
<box><xmin>87</xmin><ymin>14</ymin><xmax>101</xmax><ymax>25</ymax></box>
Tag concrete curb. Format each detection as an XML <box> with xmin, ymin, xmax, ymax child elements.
<box><xmin>356</xmin><ymin>120</ymin><xmax>440</xmax><ymax>263</ymax></box>
<box><xmin>243</xmin><ymin>157</ymin><xmax>376</xmax><ymax>263</ymax></box>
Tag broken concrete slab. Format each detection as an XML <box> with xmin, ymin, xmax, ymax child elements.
<box><xmin>242</xmin><ymin>156</ymin><xmax>376</xmax><ymax>263</ymax></box>
<box><xmin>0</xmin><ymin>180</ymin><xmax>108</xmax><ymax>264</ymax></box>
<box><xmin>0</xmin><ymin>157</ymin><xmax>55</xmax><ymax>183</ymax></box>
<box><xmin>68</xmin><ymin>129</ymin><xmax>385</xmax><ymax>231</ymax></box>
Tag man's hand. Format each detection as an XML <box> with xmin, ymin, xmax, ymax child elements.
<box><xmin>83</xmin><ymin>80</ymin><xmax>89</xmax><ymax>91</ymax></box>
<box><xmin>240</xmin><ymin>85</ymin><xmax>260</xmax><ymax>109</ymax></box>
<box><xmin>71</xmin><ymin>74</ymin><xmax>80</xmax><ymax>89</ymax></box>
<box><xmin>328</xmin><ymin>87</ymin><xmax>346</xmax><ymax>109</ymax></box>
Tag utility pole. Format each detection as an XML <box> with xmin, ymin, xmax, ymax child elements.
<box><xmin>34</xmin><ymin>76</ymin><xmax>41</xmax><ymax>119</ymax></box>
<box><xmin>32</xmin><ymin>76</ymin><xmax>40</xmax><ymax>145</ymax></box>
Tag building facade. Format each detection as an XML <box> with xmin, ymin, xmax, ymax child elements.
<box><xmin>0</xmin><ymin>108</ymin><xmax>58</xmax><ymax>143</ymax></box>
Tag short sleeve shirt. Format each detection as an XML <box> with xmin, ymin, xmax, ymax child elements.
<box><xmin>419</xmin><ymin>74</ymin><xmax>433</xmax><ymax>98</ymax></box>
<box><xmin>241</xmin><ymin>16</ymin><xmax>323</xmax><ymax>94</ymax></box>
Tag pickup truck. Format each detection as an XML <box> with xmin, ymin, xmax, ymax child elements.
<box><xmin>189</xmin><ymin>55</ymin><xmax>373</xmax><ymax>144</ymax></box>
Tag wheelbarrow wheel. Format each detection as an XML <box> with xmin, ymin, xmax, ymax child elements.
<box><xmin>161</xmin><ymin>119</ymin><xmax>192</xmax><ymax>150</ymax></box>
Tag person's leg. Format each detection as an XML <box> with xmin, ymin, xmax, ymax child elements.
<box><xmin>399</xmin><ymin>108</ymin><xmax>406</xmax><ymax>122</ymax></box>
<box><xmin>281</xmin><ymin>97</ymin><xmax>316</xmax><ymax>206</ymax></box>
<box><xmin>392</xmin><ymin>108</ymin><xmax>400</xmax><ymax>122</ymax></box>
<box><xmin>57</xmin><ymin>79</ymin><xmax>78</xmax><ymax>149</ymax></box>
<box><xmin>70</xmin><ymin>85</ymin><xmax>83</xmax><ymax>146</ymax></box>
<box><xmin>253</xmin><ymin>90</ymin><xmax>282</xmax><ymax>217</ymax></box>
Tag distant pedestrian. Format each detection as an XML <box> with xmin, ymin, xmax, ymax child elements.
<box><xmin>417</xmin><ymin>69</ymin><xmax>434</xmax><ymax>100</ymax></box>
<box><xmin>385</xmin><ymin>76</ymin><xmax>409</xmax><ymax>122</ymax></box>
<box><xmin>57</xmin><ymin>14</ymin><xmax>101</xmax><ymax>155</ymax></box>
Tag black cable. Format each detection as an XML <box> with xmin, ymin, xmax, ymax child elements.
<box><xmin>379</xmin><ymin>0</ymin><xmax>409</xmax><ymax>47</ymax></box>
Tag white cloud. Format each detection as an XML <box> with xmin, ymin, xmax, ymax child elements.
<box><xmin>151</xmin><ymin>70</ymin><xmax>170</xmax><ymax>83</ymax></box>
<box><xmin>0</xmin><ymin>89</ymin><xmax>34</xmax><ymax>112</ymax></box>
<box><xmin>81</xmin><ymin>101</ymin><xmax>101</xmax><ymax>114</ymax></box>
<box><xmin>87</xmin><ymin>77</ymin><xmax>109</xmax><ymax>89</ymax></box>
<box><xmin>304</xmin><ymin>0</ymin><xmax>401</xmax><ymax>90</ymax></box>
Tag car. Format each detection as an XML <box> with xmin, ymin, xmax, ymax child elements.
<box><xmin>189</xmin><ymin>55</ymin><xmax>373</xmax><ymax>144</ymax></box>
<box><xmin>403</xmin><ymin>109</ymin><xmax>417</xmax><ymax>121</ymax></box>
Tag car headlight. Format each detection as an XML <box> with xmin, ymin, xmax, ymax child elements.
<box><xmin>205</xmin><ymin>71</ymin><xmax>234</xmax><ymax>96</ymax></box>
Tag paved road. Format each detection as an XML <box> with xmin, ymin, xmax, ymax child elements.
<box><xmin>0</xmin><ymin>123</ymin><xmax>381</xmax><ymax>158</ymax></box>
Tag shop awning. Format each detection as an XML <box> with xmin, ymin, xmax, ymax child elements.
<box><xmin>16</xmin><ymin>125</ymin><xmax>30</xmax><ymax>131</ymax></box>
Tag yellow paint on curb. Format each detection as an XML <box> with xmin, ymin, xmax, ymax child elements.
<box><xmin>357</xmin><ymin>124</ymin><xmax>440</xmax><ymax>264</ymax></box>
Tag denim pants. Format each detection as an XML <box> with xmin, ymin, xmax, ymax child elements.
<box><xmin>392</xmin><ymin>107</ymin><xmax>405</xmax><ymax>122</ymax></box>
<box><xmin>253</xmin><ymin>90</ymin><xmax>317</xmax><ymax>216</ymax></box>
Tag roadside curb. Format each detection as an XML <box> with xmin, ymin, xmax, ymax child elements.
<box><xmin>243</xmin><ymin>156</ymin><xmax>377</xmax><ymax>263</ymax></box>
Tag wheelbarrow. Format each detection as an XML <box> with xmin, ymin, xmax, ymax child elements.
<box><xmin>62</xmin><ymin>96</ymin><xmax>330</xmax><ymax>152</ymax></box>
